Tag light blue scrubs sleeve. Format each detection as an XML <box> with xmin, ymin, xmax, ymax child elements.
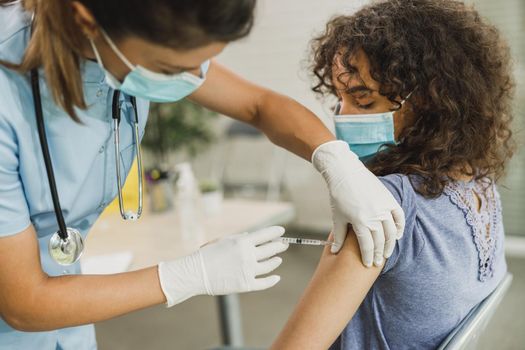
<box><xmin>0</xmin><ymin>113</ymin><xmax>31</xmax><ymax>236</ymax></box>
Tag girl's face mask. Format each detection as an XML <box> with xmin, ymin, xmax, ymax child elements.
<box><xmin>333</xmin><ymin>93</ymin><xmax>412</xmax><ymax>161</ymax></box>
<box><xmin>89</xmin><ymin>30</ymin><xmax>209</xmax><ymax>102</ymax></box>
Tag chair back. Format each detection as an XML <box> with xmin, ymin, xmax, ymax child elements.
<box><xmin>438</xmin><ymin>273</ymin><xmax>513</xmax><ymax>350</ymax></box>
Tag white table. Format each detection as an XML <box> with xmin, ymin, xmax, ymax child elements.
<box><xmin>83</xmin><ymin>199</ymin><xmax>296</xmax><ymax>347</ymax></box>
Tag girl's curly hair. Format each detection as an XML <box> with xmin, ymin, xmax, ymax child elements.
<box><xmin>311</xmin><ymin>0</ymin><xmax>516</xmax><ymax>197</ymax></box>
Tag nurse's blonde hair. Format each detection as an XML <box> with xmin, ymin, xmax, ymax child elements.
<box><xmin>0</xmin><ymin>0</ymin><xmax>88</xmax><ymax>121</ymax></box>
<box><xmin>0</xmin><ymin>0</ymin><xmax>255</xmax><ymax>120</ymax></box>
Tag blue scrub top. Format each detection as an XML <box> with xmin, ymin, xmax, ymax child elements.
<box><xmin>0</xmin><ymin>5</ymin><xmax>149</xmax><ymax>349</ymax></box>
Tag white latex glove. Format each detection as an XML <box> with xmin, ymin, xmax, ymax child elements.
<box><xmin>312</xmin><ymin>140</ymin><xmax>405</xmax><ymax>266</ymax></box>
<box><xmin>157</xmin><ymin>226</ymin><xmax>289</xmax><ymax>307</ymax></box>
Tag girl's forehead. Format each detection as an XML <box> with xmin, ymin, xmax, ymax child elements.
<box><xmin>332</xmin><ymin>49</ymin><xmax>379</xmax><ymax>91</ymax></box>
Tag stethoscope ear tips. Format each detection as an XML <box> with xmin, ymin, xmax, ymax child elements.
<box><xmin>123</xmin><ymin>210</ymin><xmax>139</xmax><ymax>221</ymax></box>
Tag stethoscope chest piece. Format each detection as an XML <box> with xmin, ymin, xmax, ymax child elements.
<box><xmin>48</xmin><ymin>228</ymin><xmax>85</xmax><ymax>266</ymax></box>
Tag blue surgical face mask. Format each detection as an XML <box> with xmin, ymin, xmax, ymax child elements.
<box><xmin>89</xmin><ymin>30</ymin><xmax>209</xmax><ymax>102</ymax></box>
<box><xmin>334</xmin><ymin>95</ymin><xmax>410</xmax><ymax>160</ymax></box>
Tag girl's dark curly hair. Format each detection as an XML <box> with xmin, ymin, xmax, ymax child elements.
<box><xmin>311</xmin><ymin>0</ymin><xmax>516</xmax><ymax>197</ymax></box>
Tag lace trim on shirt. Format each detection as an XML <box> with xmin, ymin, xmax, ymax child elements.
<box><xmin>443</xmin><ymin>179</ymin><xmax>500</xmax><ymax>282</ymax></box>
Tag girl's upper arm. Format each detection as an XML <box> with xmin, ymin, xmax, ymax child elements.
<box><xmin>271</xmin><ymin>232</ymin><xmax>382</xmax><ymax>350</ymax></box>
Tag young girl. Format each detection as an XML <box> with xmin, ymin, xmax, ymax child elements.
<box><xmin>271</xmin><ymin>0</ymin><xmax>516</xmax><ymax>349</ymax></box>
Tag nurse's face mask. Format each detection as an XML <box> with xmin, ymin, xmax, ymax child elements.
<box><xmin>334</xmin><ymin>93</ymin><xmax>412</xmax><ymax>161</ymax></box>
<box><xmin>89</xmin><ymin>30</ymin><xmax>209</xmax><ymax>102</ymax></box>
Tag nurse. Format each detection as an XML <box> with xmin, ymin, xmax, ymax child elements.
<box><xmin>0</xmin><ymin>0</ymin><xmax>405</xmax><ymax>348</ymax></box>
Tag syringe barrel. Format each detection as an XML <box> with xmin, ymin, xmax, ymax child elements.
<box><xmin>280</xmin><ymin>237</ymin><xmax>324</xmax><ymax>245</ymax></box>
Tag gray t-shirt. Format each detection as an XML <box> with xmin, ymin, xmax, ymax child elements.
<box><xmin>330</xmin><ymin>174</ymin><xmax>507</xmax><ymax>350</ymax></box>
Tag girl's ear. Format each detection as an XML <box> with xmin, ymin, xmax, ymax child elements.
<box><xmin>71</xmin><ymin>1</ymin><xmax>99</xmax><ymax>40</ymax></box>
<box><xmin>394</xmin><ymin>100</ymin><xmax>417</xmax><ymax>137</ymax></box>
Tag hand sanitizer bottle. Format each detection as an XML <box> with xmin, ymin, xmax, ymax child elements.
<box><xmin>174</xmin><ymin>163</ymin><xmax>206</xmax><ymax>249</ymax></box>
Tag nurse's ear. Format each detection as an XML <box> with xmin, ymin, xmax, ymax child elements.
<box><xmin>70</xmin><ymin>1</ymin><xmax>99</xmax><ymax>40</ymax></box>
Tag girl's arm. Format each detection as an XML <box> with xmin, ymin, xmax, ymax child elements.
<box><xmin>270</xmin><ymin>233</ymin><xmax>383</xmax><ymax>350</ymax></box>
<box><xmin>0</xmin><ymin>224</ymin><xmax>166</xmax><ymax>331</ymax></box>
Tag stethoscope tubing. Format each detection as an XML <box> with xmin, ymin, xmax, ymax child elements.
<box><xmin>28</xmin><ymin>14</ymin><xmax>141</xmax><ymax>266</ymax></box>
<box><xmin>112</xmin><ymin>91</ymin><xmax>143</xmax><ymax>220</ymax></box>
<box><xmin>31</xmin><ymin>69</ymin><xmax>141</xmax><ymax>241</ymax></box>
<box><xmin>31</xmin><ymin>69</ymin><xmax>69</xmax><ymax>240</ymax></box>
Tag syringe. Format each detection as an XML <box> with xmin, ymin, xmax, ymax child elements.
<box><xmin>279</xmin><ymin>237</ymin><xmax>334</xmax><ymax>246</ymax></box>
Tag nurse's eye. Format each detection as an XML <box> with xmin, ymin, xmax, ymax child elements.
<box><xmin>155</xmin><ymin>65</ymin><xmax>184</xmax><ymax>75</ymax></box>
<box><xmin>357</xmin><ymin>102</ymin><xmax>374</xmax><ymax>110</ymax></box>
<box><xmin>159</xmin><ymin>68</ymin><xmax>181</xmax><ymax>75</ymax></box>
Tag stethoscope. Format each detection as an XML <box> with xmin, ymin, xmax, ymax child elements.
<box><xmin>30</xmin><ymin>70</ymin><xmax>144</xmax><ymax>266</ymax></box>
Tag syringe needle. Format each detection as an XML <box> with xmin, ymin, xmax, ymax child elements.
<box><xmin>279</xmin><ymin>237</ymin><xmax>334</xmax><ymax>246</ymax></box>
